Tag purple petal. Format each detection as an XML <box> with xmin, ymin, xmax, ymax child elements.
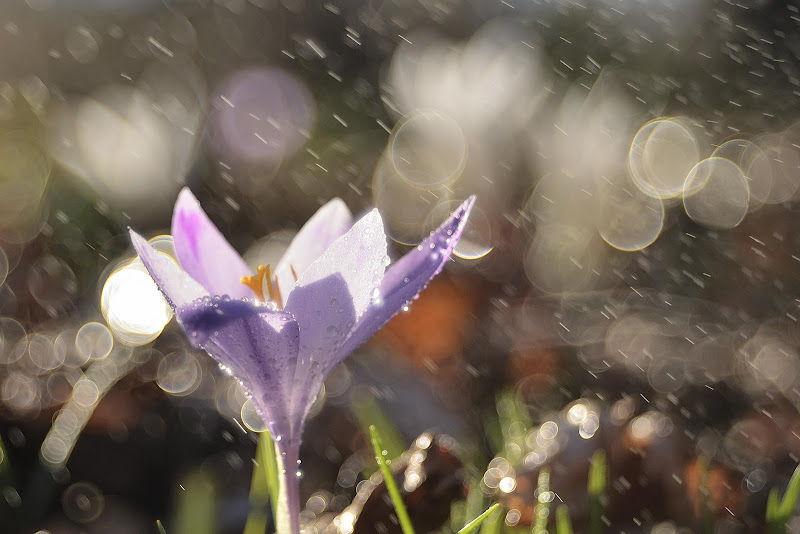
<box><xmin>284</xmin><ymin>208</ymin><xmax>388</xmax><ymax>332</ymax></box>
<box><xmin>284</xmin><ymin>208</ymin><xmax>387</xmax><ymax>419</ymax></box>
<box><xmin>171</xmin><ymin>188</ymin><xmax>254</xmax><ymax>300</ymax></box>
<box><xmin>286</xmin><ymin>272</ymin><xmax>357</xmax><ymax>421</ymax></box>
<box><xmin>273</xmin><ymin>198</ymin><xmax>353</xmax><ymax>306</ymax></box>
<box><xmin>129</xmin><ymin>229</ymin><xmax>208</xmax><ymax>309</ymax></box>
<box><xmin>334</xmin><ymin>196</ymin><xmax>476</xmax><ymax>363</ymax></box>
<box><xmin>176</xmin><ymin>296</ymin><xmax>300</xmax><ymax>439</ymax></box>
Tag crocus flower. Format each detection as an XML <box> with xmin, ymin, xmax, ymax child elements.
<box><xmin>129</xmin><ymin>188</ymin><xmax>475</xmax><ymax>534</ymax></box>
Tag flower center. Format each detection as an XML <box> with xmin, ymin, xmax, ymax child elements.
<box><xmin>241</xmin><ymin>265</ymin><xmax>282</xmax><ymax>307</ymax></box>
<box><xmin>240</xmin><ymin>264</ymin><xmax>299</xmax><ymax>308</ymax></box>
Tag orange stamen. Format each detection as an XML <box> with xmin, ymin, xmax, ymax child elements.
<box><xmin>273</xmin><ymin>273</ymin><xmax>283</xmax><ymax>306</ymax></box>
<box><xmin>240</xmin><ymin>264</ymin><xmax>285</xmax><ymax>309</ymax></box>
<box><xmin>264</xmin><ymin>265</ymin><xmax>276</xmax><ymax>302</ymax></box>
<box><xmin>290</xmin><ymin>264</ymin><xmax>299</xmax><ymax>282</ymax></box>
<box><xmin>240</xmin><ymin>265</ymin><xmax>269</xmax><ymax>302</ymax></box>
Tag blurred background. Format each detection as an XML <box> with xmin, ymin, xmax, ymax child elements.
<box><xmin>2</xmin><ymin>0</ymin><xmax>800</xmax><ymax>532</ymax></box>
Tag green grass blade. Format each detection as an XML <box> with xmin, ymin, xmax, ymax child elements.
<box><xmin>352</xmin><ymin>388</ymin><xmax>406</xmax><ymax>471</ymax></box>
<box><xmin>261</xmin><ymin>433</ymin><xmax>280</xmax><ymax>520</ymax></box>
<box><xmin>555</xmin><ymin>505</ymin><xmax>573</xmax><ymax>534</ymax></box>
<box><xmin>766</xmin><ymin>487</ymin><xmax>780</xmax><ymax>534</ymax></box>
<box><xmin>369</xmin><ymin>425</ymin><xmax>415</xmax><ymax>534</ymax></box>
<box><xmin>243</xmin><ymin>432</ymin><xmax>279</xmax><ymax>534</ymax></box>
<box><xmin>479</xmin><ymin>503</ymin><xmax>504</xmax><ymax>534</ymax></box>
<box><xmin>779</xmin><ymin>463</ymin><xmax>800</xmax><ymax>520</ymax></box>
<box><xmin>464</xmin><ymin>477</ymin><xmax>487</xmax><ymax>524</ymax></box>
<box><xmin>156</xmin><ymin>519</ymin><xmax>167</xmax><ymax>534</ymax></box>
<box><xmin>174</xmin><ymin>470</ymin><xmax>216</xmax><ymax>534</ymax></box>
<box><xmin>458</xmin><ymin>503</ymin><xmax>501</xmax><ymax>534</ymax></box>
<box><xmin>533</xmin><ymin>467</ymin><xmax>551</xmax><ymax>533</ymax></box>
<box><xmin>588</xmin><ymin>450</ymin><xmax>607</xmax><ymax>534</ymax></box>
<box><xmin>766</xmin><ymin>487</ymin><xmax>779</xmax><ymax>520</ymax></box>
<box><xmin>588</xmin><ymin>450</ymin><xmax>607</xmax><ymax>496</ymax></box>
<box><xmin>496</xmin><ymin>391</ymin><xmax>530</xmax><ymax>465</ymax></box>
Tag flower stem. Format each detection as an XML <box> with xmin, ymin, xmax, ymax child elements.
<box><xmin>274</xmin><ymin>439</ymin><xmax>301</xmax><ymax>534</ymax></box>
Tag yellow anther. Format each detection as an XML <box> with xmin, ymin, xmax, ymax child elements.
<box><xmin>240</xmin><ymin>265</ymin><xmax>270</xmax><ymax>302</ymax></box>
<box><xmin>264</xmin><ymin>265</ymin><xmax>276</xmax><ymax>302</ymax></box>
<box><xmin>273</xmin><ymin>268</ymin><xmax>283</xmax><ymax>306</ymax></box>
<box><xmin>240</xmin><ymin>264</ymin><xmax>298</xmax><ymax>308</ymax></box>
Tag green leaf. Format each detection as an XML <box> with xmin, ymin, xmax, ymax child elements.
<box><xmin>369</xmin><ymin>425</ymin><xmax>415</xmax><ymax>534</ymax></box>
<box><xmin>496</xmin><ymin>391</ymin><xmax>531</xmax><ymax>465</ymax></box>
<box><xmin>261</xmin><ymin>433</ymin><xmax>280</xmax><ymax>520</ymax></box>
<box><xmin>779</xmin><ymin>462</ymin><xmax>800</xmax><ymax>520</ymax></box>
<box><xmin>766</xmin><ymin>462</ymin><xmax>800</xmax><ymax>533</ymax></box>
<box><xmin>463</xmin><ymin>476</ymin><xmax>488</xmax><ymax>525</ymax></box>
<box><xmin>243</xmin><ymin>432</ymin><xmax>280</xmax><ymax>534</ymax></box>
<box><xmin>533</xmin><ymin>468</ymin><xmax>551</xmax><ymax>534</ymax></box>
<box><xmin>766</xmin><ymin>487</ymin><xmax>780</xmax><ymax>534</ymax></box>
<box><xmin>479</xmin><ymin>503</ymin><xmax>504</xmax><ymax>534</ymax></box>
<box><xmin>588</xmin><ymin>450</ymin><xmax>607</xmax><ymax>497</ymax></box>
<box><xmin>458</xmin><ymin>503</ymin><xmax>501</xmax><ymax>534</ymax></box>
<box><xmin>555</xmin><ymin>505</ymin><xmax>573</xmax><ymax>534</ymax></box>
<box><xmin>156</xmin><ymin>519</ymin><xmax>167</xmax><ymax>534</ymax></box>
<box><xmin>588</xmin><ymin>450</ymin><xmax>607</xmax><ymax>534</ymax></box>
<box><xmin>174</xmin><ymin>470</ymin><xmax>215</xmax><ymax>534</ymax></box>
